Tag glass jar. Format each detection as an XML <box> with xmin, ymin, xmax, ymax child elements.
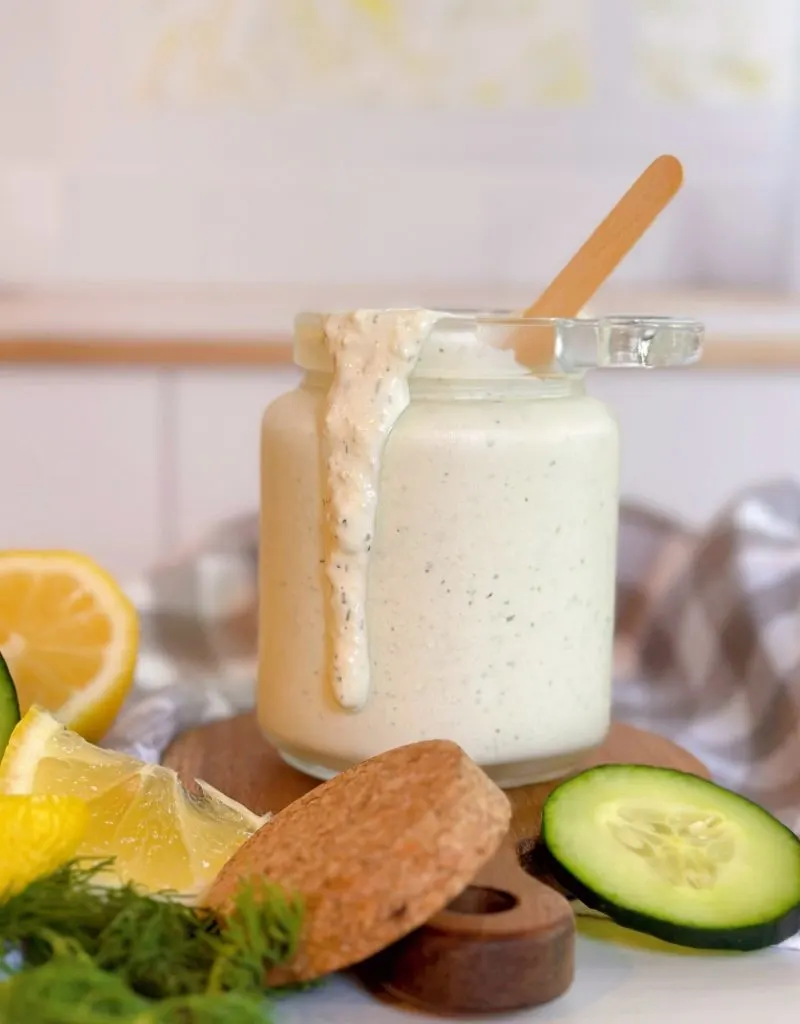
<box><xmin>258</xmin><ymin>311</ymin><xmax>702</xmax><ymax>787</ymax></box>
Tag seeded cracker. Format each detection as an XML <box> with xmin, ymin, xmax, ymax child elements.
<box><xmin>204</xmin><ymin>739</ymin><xmax>511</xmax><ymax>983</ymax></box>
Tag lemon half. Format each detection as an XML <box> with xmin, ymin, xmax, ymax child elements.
<box><xmin>0</xmin><ymin>550</ymin><xmax>139</xmax><ymax>742</ymax></box>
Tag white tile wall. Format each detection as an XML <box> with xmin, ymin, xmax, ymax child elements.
<box><xmin>0</xmin><ymin>366</ymin><xmax>797</xmax><ymax>576</ymax></box>
<box><xmin>0</xmin><ymin>0</ymin><xmax>58</xmax><ymax>161</ymax></box>
<box><xmin>171</xmin><ymin>366</ymin><xmax>301</xmax><ymax>544</ymax></box>
<box><xmin>589</xmin><ymin>370</ymin><xmax>800</xmax><ymax>524</ymax></box>
<box><xmin>2</xmin><ymin>3</ymin><xmax>799</xmax><ymax>575</ymax></box>
<box><xmin>0</xmin><ymin>369</ymin><xmax>163</xmax><ymax>577</ymax></box>
<box><xmin>2</xmin><ymin>1</ymin><xmax>800</xmax><ymax>289</ymax></box>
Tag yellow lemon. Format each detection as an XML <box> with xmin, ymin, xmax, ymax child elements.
<box><xmin>0</xmin><ymin>708</ymin><xmax>266</xmax><ymax>900</ymax></box>
<box><xmin>0</xmin><ymin>793</ymin><xmax>88</xmax><ymax>896</ymax></box>
<box><xmin>0</xmin><ymin>551</ymin><xmax>139</xmax><ymax>741</ymax></box>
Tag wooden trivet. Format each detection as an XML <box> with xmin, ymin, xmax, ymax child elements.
<box><xmin>162</xmin><ymin>712</ymin><xmax>710</xmax><ymax>846</ymax></box>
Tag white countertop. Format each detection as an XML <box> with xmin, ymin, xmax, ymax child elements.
<box><xmin>273</xmin><ymin>925</ymin><xmax>800</xmax><ymax>1023</ymax></box>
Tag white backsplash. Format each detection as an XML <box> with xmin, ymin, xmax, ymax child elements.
<box><xmin>0</xmin><ymin>3</ymin><xmax>798</xmax><ymax>574</ymax></box>
<box><xmin>0</xmin><ymin>361</ymin><xmax>797</xmax><ymax>579</ymax></box>
<box><xmin>1</xmin><ymin>0</ymin><xmax>799</xmax><ymax>290</ymax></box>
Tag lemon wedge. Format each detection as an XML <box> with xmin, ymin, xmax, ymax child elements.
<box><xmin>0</xmin><ymin>793</ymin><xmax>89</xmax><ymax>896</ymax></box>
<box><xmin>0</xmin><ymin>707</ymin><xmax>266</xmax><ymax>899</ymax></box>
<box><xmin>0</xmin><ymin>550</ymin><xmax>139</xmax><ymax>742</ymax></box>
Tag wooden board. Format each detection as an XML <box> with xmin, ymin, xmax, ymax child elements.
<box><xmin>163</xmin><ymin>715</ymin><xmax>708</xmax><ymax>1016</ymax></box>
<box><xmin>162</xmin><ymin>712</ymin><xmax>710</xmax><ymax>846</ymax></box>
<box><xmin>363</xmin><ymin>833</ymin><xmax>576</xmax><ymax>1014</ymax></box>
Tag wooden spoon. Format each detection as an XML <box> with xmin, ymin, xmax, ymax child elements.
<box><xmin>508</xmin><ymin>153</ymin><xmax>684</xmax><ymax>367</ymax></box>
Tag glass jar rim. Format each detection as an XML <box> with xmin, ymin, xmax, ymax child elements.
<box><xmin>294</xmin><ymin>309</ymin><xmax>704</xmax><ymax>374</ymax></box>
<box><xmin>297</xmin><ymin>309</ymin><xmax>704</xmax><ymax>329</ymax></box>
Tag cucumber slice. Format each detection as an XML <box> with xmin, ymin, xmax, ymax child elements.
<box><xmin>0</xmin><ymin>650</ymin><xmax>20</xmax><ymax>759</ymax></box>
<box><xmin>540</xmin><ymin>764</ymin><xmax>800</xmax><ymax>951</ymax></box>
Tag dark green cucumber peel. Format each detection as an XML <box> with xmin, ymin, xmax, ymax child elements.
<box><xmin>535</xmin><ymin>843</ymin><xmax>800</xmax><ymax>950</ymax></box>
<box><xmin>540</xmin><ymin>764</ymin><xmax>800</xmax><ymax>952</ymax></box>
<box><xmin>0</xmin><ymin>649</ymin><xmax>21</xmax><ymax>759</ymax></box>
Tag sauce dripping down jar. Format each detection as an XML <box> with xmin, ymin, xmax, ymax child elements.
<box><xmin>258</xmin><ymin>310</ymin><xmax>702</xmax><ymax>787</ymax></box>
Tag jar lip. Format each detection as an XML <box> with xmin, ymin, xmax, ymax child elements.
<box><xmin>294</xmin><ymin>309</ymin><xmax>705</xmax><ymax>374</ymax></box>
<box><xmin>296</xmin><ymin>309</ymin><xmax>705</xmax><ymax>331</ymax></box>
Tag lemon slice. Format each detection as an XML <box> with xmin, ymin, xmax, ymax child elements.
<box><xmin>0</xmin><ymin>707</ymin><xmax>267</xmax><ymax>899</ymax></box>
<box><xmin>0</xmin><ymin>550</ymin><xmax>139</xmax><ymax>742</ymax></box>
<box><xmin>0</xmin><ymin>793</ymin><xmax>88</xmax><ymax>896</ymax></box>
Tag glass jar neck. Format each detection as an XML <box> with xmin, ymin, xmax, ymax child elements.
<box><xmin>302</xmin><ymin>369</ymin><xmax>585</xmax><ymax>401</ymax></box>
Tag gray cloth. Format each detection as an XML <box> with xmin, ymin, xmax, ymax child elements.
<box><xmin>108</xmin><ymin>479</ymin><xmax>800</xmax><ymax>832</ymax></box>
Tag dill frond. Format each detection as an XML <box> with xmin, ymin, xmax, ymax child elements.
<box><xmin>0</xmin><ymin>858</ymin><xmax>305</xmax><ymax>1021</ymax></box>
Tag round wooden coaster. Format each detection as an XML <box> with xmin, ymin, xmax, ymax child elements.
<box><xmin>162</xmin><ymin>712</ymin><xmax>710</xmax><ymax>845</ymax></box>
<box><xmin>203</xmin><ymin>739</ymin><xmax>511</xmax><ymax>984</ymax></box>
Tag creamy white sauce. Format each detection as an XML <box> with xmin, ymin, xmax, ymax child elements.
<box><xmin>258</xmin><ymin>310</ymin><xmax>620</xmax><ymax>785</ymax></box>
<box><xmin>322</xmin><ymin>309</ymin><xmax>436</xmax><ymax>710</ymax></box>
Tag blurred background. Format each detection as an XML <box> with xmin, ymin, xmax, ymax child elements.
<box><xmin>2</xmin><ymin>0</ymin><xmax>800</xmax><ymax>577</ymax></box>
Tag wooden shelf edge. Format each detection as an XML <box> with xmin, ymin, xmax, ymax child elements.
<box><xmin>0</xmin><ymin>336</ymin><xmax>796</xmax><ymax>369</ymax></box>
<box><xmin>0</xmin><ymin>338</ymin><xmax>296</xmax><ymax>367</ymax></box>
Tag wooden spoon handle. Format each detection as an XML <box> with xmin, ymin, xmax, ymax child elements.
<box><xmin>363</xmin><ymin>835</ymin><xmax>575</xmax><ymax>1014</ymax></box>
<box><xmin>524</xmin><ymin>154</ymin><xmax>684</xmax><ymax>320</ymax></box>
<box><xmin>509</xmin><ymin>154</ymin><xmax>684</xmax><ymax>368</ymax></box>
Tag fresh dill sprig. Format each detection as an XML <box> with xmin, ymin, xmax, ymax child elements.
<box><xmin>0</xmin><ymin>961</ymin><xmax>273</xmax><ymax>1023</ymax></box>
<box><xmin>207</xmin><ymin>879</ymin><xmax>303</xmax><ymax>996</ymax></box>
<box><xmin>0</xmin><ymin>858</ymin><xmax>304</xmax><ymax>1022</ymax></box>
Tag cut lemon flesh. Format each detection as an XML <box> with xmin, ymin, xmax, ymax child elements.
<box><xmin>0</xmin><ymin>550</ymin><xmax>139</xmax><ymax>741</ymax></box>
<box><xmin>0</xmin><ymin>708</ymin><xmax>266</xmax><ymax>899</ymax></box>
<box><xmin>0</xmin><ymin>793</ymin><xmax>88</xmax><ymax>896</ymax></box>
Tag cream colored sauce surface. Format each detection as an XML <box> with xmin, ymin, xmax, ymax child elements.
<box><xmin>322</xmin><ymin>309</ymin><xmax>436</xmax><ymax>710</ymax></box>
<box><xmin>258</xmin><ymin>310</ymin><xmax>620</xmax><ymax>785</ymax></box>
